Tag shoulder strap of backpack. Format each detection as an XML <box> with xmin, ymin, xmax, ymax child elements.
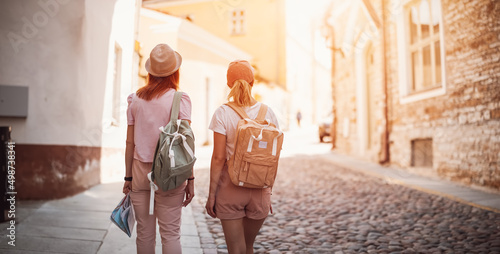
<box><xmin>256</xmin><ymin>103</ymin><xmax>268</xmax><ymax>121</ymax></box>
<box><xmin>226</xmin><ymin>102</ymin><xmax>250</xmax><ymax>119</ymax></box>
<box><xmin>226</xmin><ymin>102</ymin><xmax>268</xmax><ymax>121</ymax></box>
<box><xmin>170</xmin><ymin>91</ymin><xmax>183</xmax><ymax>123</ymax></box>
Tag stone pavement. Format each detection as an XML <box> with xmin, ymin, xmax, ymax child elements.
<box><xmin>0</xmin><ymin>130</ymin><xmax>499</xmax><ymax>253</ymax></box>
<box><xmin>0</xmin><ymin>182</ymin><xmax>204</xmax><ymax>254</ymax></box>
<box><xmin>194</xmin><ymin>154</ymin><xmax>500</xmax><ymax>253</ymax></box>
<box><xmin>318</xmin><ymin>152</ymin><xmax>500</xmax><ymax>214</ymax></box>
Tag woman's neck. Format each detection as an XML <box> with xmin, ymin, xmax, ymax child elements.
<box><xmin>249</xmin><ymin>97</ymin><xmax>258</xmax><ymax>106</ymax></box>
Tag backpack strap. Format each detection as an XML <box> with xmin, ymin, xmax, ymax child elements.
<box><xmin>170</xmin><ymin>91</ymin><xmax>183</xmax><ymax>123</ymax></box>
<box><xmin>256</xmin><ymin>104</ymin><xmax>268</xmax><ymax>121</ymax></box>
<box><xmin>226</xmin><ymin>102</ymin><xmax>268</xmax><ymax>120</ymax></box>
<box><xmin>226</xmin><ymin>102</ymin><xmax>250</xmax><ymax>119</ymax></box>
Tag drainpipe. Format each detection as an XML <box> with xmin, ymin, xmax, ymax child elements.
<box><xmin>324</xmin><ymin>24</ymin><xmax>344</xmax><ymax>150</ymax></box>
<box><xmin>330</xmin><ymin>26</ymin><xmax>337</xmax><ymax>149</ymax></box>
<box><xmin>379</xmin><ymin>0</ymin><xmax>390</xmax><ymax>164</ymax></box>
<box><xmin>323</xmin><ymin>2</ymin><xmax>345</xmax><ymax>150</ymax></box>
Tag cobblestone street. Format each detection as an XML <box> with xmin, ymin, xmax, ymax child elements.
<box><xmin>191</xmin><ymin>154</ymin><xmax>500</xmax><ymax>253</ymax></box>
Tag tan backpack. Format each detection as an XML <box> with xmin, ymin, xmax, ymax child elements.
<box><xmin>226</xmin><ymin>102</ymin><xmax>284</xmax><ymax>188</ymax></box>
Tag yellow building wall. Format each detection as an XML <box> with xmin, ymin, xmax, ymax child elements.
<box><xmin>152</xmin><ymin>0</ymin><xmax>287</xmax><ymax>88</ymax></box>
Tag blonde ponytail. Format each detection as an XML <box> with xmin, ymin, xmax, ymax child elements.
<box><xmin>227</xmin><ymin>79</ymin><xmax>253</xmax><ymax>107</ymax></box>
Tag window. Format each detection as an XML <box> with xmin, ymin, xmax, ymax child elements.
<box><xmin>408</xmin><ymin>0</ymin><xmax>441</xmax><ymax>92</ymax></box>
<box><xmin>103</xmin><ymin>43</ymin><xmax>122</xmax><ymax>128</ymax></box>
<box><xmin>230</xmin><ymin>9</ymin><xmax>245</xmax><ymax>35</ymax></box>
<box><xmin>397</xmin><ymin>0</ymin><xmax>446</xmax><ymax>103</ymax></box>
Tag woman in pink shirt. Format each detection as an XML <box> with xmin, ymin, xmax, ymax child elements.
<box><xmin>123</xmin><ymin>43</ymin><xmax>194</xmax><ymax>254</ymax></box>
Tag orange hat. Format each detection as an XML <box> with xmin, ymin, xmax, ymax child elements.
<box><xmin>227</xmin><ymin>60</ymin><xmax>254</xmax><ymax>87</ymax></box>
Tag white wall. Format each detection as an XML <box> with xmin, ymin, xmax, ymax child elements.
<box><xmin>101</xmin><ymin>0</ymin><xmax>140</xmax><ymax>149</ymax></box>
<box><xmin>0</xmin><ymin>0</ymin><xmax>135</xmax><ymax>149</ymax></box>
<box><xmin>0</xmin><ymin>0</ymin><xmax>140</xmax><ymax>185</ymax></box>
<box><xmin>100</xmin><ymin>0</ymin><xmax>141</xmax><ymax>183</ymax></box>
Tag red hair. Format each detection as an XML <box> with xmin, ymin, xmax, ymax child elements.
<box><xmin>137</xmin><ymin>71</ymin><xmax>179</xmax><ymax>101</ymax></box>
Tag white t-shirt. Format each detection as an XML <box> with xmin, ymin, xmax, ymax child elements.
<box><xmin>209</xmin><ymin>102</ymin><xmax>280</xmax><ymax>160</ymax></box>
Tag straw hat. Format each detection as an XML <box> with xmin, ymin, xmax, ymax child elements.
<box><xmin>145</xmin><ymin>44</ymin><xmax>182</xmax><ymax>77</ymax></box>
<box><xmin>227</xmin><ymin>60</ymin><xmax>254</xmax><ymax>87</ymax></box>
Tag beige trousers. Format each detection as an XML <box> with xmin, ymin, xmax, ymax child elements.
<box><xmin>130</xmin><ymin>159</ymin><xmax>186</xmax><ymax>254</ymax></box>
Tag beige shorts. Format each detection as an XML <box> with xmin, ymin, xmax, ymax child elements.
<box><xmin>215</xmin><ymin>165</ymin><xmax>272</xmax><ymax>220</ymax></box>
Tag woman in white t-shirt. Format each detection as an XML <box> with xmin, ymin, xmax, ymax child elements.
<box><xmin>206</xmin><ymin>60</ymin><xmax>280</xmax><ymax>254</ymax></box>
<box><xmin>124</xmin><ymin>43</ymin><xmax>195</xmax><ymax>254</ymax></box>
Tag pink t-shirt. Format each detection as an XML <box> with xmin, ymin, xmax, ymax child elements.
<box><xmin>209</xmin><ymin>102</ymin><xmax>280</xmax><ymax>160</ymax></box>
<box><xmin>127</xmin><ymin>89</ymin><xmax>192</xmax><ymax>163</ymax></box>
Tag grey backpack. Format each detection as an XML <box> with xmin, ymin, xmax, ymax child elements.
<box><xmin>147</xmin><ymin>91</ymin><xmax>196</xmax><ymax>214</ymax></box>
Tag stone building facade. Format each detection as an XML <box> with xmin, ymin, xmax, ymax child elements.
<box><xmin>326</xmin><ymin>0</ymin><xmax>500</xmax><ymax>190</ymax></box>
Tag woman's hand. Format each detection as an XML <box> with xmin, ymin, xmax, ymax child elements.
<box><xmin>205</xmin><ymin>196</ymin><xmax>216</xmax><ymax>218</ymax></box>
<box><xmin>123</xmin><ymin>181</ymin><xmax>132</xmax><ymax>194</ymax></box>
<box><xmin>183</xmin><ymin>180</ymin><xmax>195</xmax><ymax>207</ymax></box>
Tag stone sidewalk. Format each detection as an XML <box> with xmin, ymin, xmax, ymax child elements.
<box><xmin>319</xmin><ymin>152</ymin><xmax>500</xmax><ymax>213</ymax></box>
<box><xmin>0</xmin><ymin>182</ymin><xmax>204</xmax><ymax>254</ymax></box>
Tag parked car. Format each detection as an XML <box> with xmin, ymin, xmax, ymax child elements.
<box><xmin>318</xmin><ymin>114</ymin><xmax>333</xmax><ymax>143</ymax></box>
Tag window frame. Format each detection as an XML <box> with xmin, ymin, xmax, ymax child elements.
<box><xmin>229</xmin><ymin>8</ymin><xmax>246</xmax><ymax>36</ymax></box>
<box><xmin>396</xmin><ymin>0</ymin><xmax>447</xmax><ymax>104</ymax></box>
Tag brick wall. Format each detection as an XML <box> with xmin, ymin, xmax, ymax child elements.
<box><xmin>387</xmin><ymin>0</ymin><xmax>500</xmax><ymax>189</ymax></box>
<box><xmin>332</xmin><ymin>0</ymin><xmax>500</xmax><ymax>190</ymax></box>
